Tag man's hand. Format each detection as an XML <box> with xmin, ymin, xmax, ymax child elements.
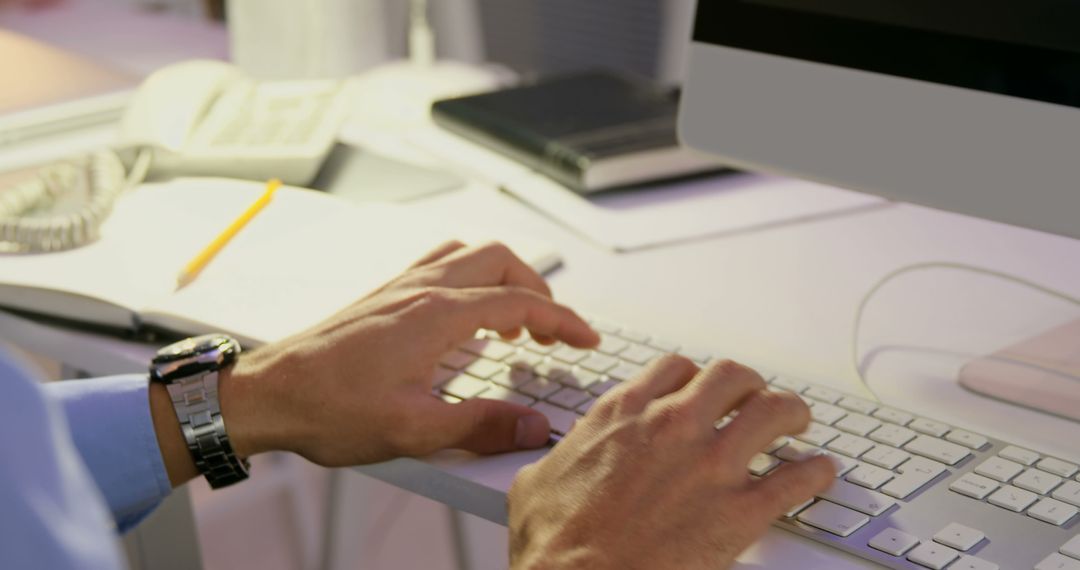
<box><xmin>507</xmin><ymin>356</ymin><xmax>836</xmax><ymax>570</ymax></box>
<box><xmin>214</xmin><ymin>241</ymin><xmax>598</xmax><ymax>467</ymax></box>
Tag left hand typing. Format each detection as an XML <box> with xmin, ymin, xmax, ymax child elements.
<box><xmin>216</xmin><ymin>240</ymin><xmax>599</xmax><ymax>467</ymax></box>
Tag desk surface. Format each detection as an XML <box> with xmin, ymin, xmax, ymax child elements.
<box><xmin>5</xmin><ymin>121</ymin><xmax>1079</xmax><ymax>569</ymax></box>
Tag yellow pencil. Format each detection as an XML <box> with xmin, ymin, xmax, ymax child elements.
<box><xmin>175</xmin><ymin>178</ymin><xmax>281</xmax><ymax>290</ymax></box>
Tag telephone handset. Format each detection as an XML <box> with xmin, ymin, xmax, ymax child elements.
<box><xmin>1</xmin><ymin>60</ymin><xmax>346</xmax><ymax>253</ymax></box>
<box><xmin>119</xmin><ymin>60</ymin><xmax>347</xmax><ymax>185</ymax></box>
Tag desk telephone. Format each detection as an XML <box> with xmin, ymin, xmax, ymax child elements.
<box><xmin>0</xmin><ymin>60</ymin><xmax>347</xmax><ymax>252</ymax></box>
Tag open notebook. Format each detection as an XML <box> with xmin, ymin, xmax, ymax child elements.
<box><xmin>0</xmin><ymin>177</ymin><xmax>560</xmax><ymax>346</ymax></box>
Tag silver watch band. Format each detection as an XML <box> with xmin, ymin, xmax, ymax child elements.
<box><xmin>165</xmin><ymin>370</ymin><xmax>250</xmax><ymax>489</ymax></box>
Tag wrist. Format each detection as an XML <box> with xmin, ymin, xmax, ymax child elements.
<box><xmin>217</xmin><ymin>347</ymin><xmax>301</xmax><ymax>460</ymax></box>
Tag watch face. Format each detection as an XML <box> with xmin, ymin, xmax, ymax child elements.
<box><xmin>151</xmin><ymin>334</ymin><xmax>240</xmax><ymax>383</ymax></box>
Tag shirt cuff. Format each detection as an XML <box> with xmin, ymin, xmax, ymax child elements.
<box><xmin>44</xmin><ymin>374</ymin><xmax>172</xmax><ymax>532</ymax></box>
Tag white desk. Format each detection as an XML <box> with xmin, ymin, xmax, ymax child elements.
<box><xmin>4</xmin><ymin>123</ymin><xmax>1079</xmax><ymax>569</ymax></box>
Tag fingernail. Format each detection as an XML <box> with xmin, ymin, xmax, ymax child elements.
<box><xmin>514</xmin><ymin>414</ymin><xmax>549</xmax><ymax>449</ymax></box>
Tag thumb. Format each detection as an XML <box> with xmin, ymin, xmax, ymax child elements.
<box><xmin>426</xmin><ymin>398</ymin><xmax>551</xmax><ymax>454</ymax></box>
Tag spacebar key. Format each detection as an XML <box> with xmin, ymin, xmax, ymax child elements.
<box><xmin>818</xmin><ymin>480</ymin><xmax>896</xmax><ymax>516</ymax></box>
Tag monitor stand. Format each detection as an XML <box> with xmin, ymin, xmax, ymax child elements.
<box><xmin>958</xmin><ymin>317</ymin><xmax>1080</xmax><ymax>422</ymax></box>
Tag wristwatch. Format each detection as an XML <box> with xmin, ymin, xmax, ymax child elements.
<box><xmin>150</xmin><ymin>333</ymin><xmax>250</xmax><ymax>489</ymax></box>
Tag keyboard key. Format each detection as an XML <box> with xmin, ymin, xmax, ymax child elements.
<box><xmin>810</xmin><ymin>403</ymin><xmax>847</xmax><ymax>425</ymax></box>
<box><xmin>441</xmin><ymin>375</ymin><xmax>490</xmax><ymax>399</ymax></box>
<box><xmin>534</xmin><ymin>360</ymin><xmax>572</xmax><ymax>381</ymax></box>
<box><xmin>869</xmin><ymin>425</ymin><xmax>917</xmax><ymax>448</ymax></box>
<box><xmin>532</xmin><ymin>402</ymin><xmax>579</xmax><ymax>435</ymax></box>
<box><xmin>464</xmin><ymin>358</ymin><xmax>505</xmax><ymax>380</ymax></box>
<box><xmin>1038</xmin><ymin>457</ymin><xmax>1079</xmax><ymax>478</ymax></box>
<box><xmin>827</xmin><ymin>434</ymin><xmax>875</xmax><ymax>458</ymax></box>
<box><xmin>776</xmin><ymin>440</ymin><xmax>825</xmax><ymax>462</ymax></box>
<box><xmin>559</xmin><ymin>368</ymin><xmax>601</xmax><ymax>390</ymax></box>
<box><xmin>770</xmin><ymin>376</ymin><xmax>808</xmax><ymax>392</ymax></box>
<box><xmin>873</xmin><ymin>407</ymin><xmax>913</xmax><ymax>426</ymax></box>
<box><xmin>999</xmin><ymin>445</ymin><xmax>1040</xmax><ymax>466</ymax></box>
<box><xmin>837</xmin><ymin>396</ymin><xmax>878</xmax><ymax>415</ymax></box>
<box><xmin>607</xmin><ymin>361</ymin><xmax>643</xmax><ymax>382</ymax></box>
<box><xmin>818</xmin><ymin>479</ymin><xmax>895</xmax><ymax>516</ymax></box>
<box><xmin>904</xmin><ymin>435</ymin><xmax>970</xmax><ymax>465</ymax></box>
<box><xmin>949</xmin><ymin>473</ymin><xmax>999</xmax><ymax>500</ymax></box>
<box><xmin>949</xmin><ymin>555</ymin><xmax>999</xmax><ymax>570</ymax></box>
<box><xmin>868</xmin><ymin>527</ymin><xmax>919</xmax><ymax>556</ymax></box>
<box><xmin>596</xmin><ymin>334</ymin><xmax>629</xmax><ymax>355</ymax></box>
<box><xmin>1061</xmin><ymin>535</ymin><xmax>1080</xmax><ymax>559</ymax></box>
<box><xmin>1028</xmin><ymin>497</ymin><xmax>1078</xmax><ymax>526</ymax></box>
<box><xmin>619</xmin><ymin>343</ymin><xmax>660</xmax><ymax>365</ymax></box>
<box><xmin>1052</xmin><ymin>480</ymin><xmax>1080</xmax><ymax>507</ymax></box>
<box><xmin>478</xmin><ymin>386</ymin><xmax>535</xmax><ymax>407</ymax></box>
<box><xmin>974</xmin><ymin>457</ymin><xmax>1024</xmax><ymax>483</ymax></box>
<box><xmin>881</xmin><ymin>468</ymin><xmax>939</xmax><ymax>500</ymax></box>
<box><xmin>551</xmin><ymin>345</ymin><xmax>590</xmax><ymax>364</ymax></box>
<box><xmin>933</xmin><ymin>522</ymin><xmax>983</xmax><ymax>551</ymax></box>
<box><xmin>490</xmin><ymin>367</ymin><xmax>535</xmax><ymax>389</ymax></box>
<box><xmin>803</xmin><ymin>386</ymin><xmax>843</xmax><ymax>404</ymax></box>
<box><xmin>439</xmin><ymin>393</ymin><xmax>462</xmax><ymax>404</ymax></box>
<box><xmin>1013</xmin><ymin>468</ymin><xmax>1062</xmax><ymax>495</ymax></box>
<box><xmin>796</xmin><ymin>501</ymin><xmax>870</xmax><ymax>537</ymax></box>
<box><xmin>897</xmin><ymin>456</ymin><xmax>947</xmax><ymax>478</ymax></box>
<box><xmin>909</xmin><ymin>418</ymin><xmax>950</xmax><ymax>437</ymax></box>
<box><xmin>944</xmin><ymin>429</ymin><xmax>988</xmax><ymax>450</ymax></box>
<box><xmin>460</xmin><ymin>338</ymin><xmax>517</xmax><ymax>361</ymax></box>
<box><xmin>834</xmin><ymin>413</ymin><xmax>882</xmax><ymax>437</ymax></box>
<box><xmin>524</xmin><ymin>340</ymin><xmax>556</xmax><ymax>355</ymax></box>
<box><xmin>578</xmin><ymin>352</ymin><xmax>619</xmax><ymax>373</ymax></box>
<box><xmin>987</xmin><ymin>485</ymin><xmax>1038</xmax><ymax>512</ymax></box>
<box><xmin>520</xmin><ymin>377</ymin><xmax>563</xmax><ymax>399</ymax></box>
<box><xmin>576</xmin><ymin>398</ymin><xmax>596</xmax><ymax>414</ymax></box>
<box><xmin>907</xmin><ymin>541</ymin><xmax>959</xmax><ymax>569</ymax></box>
<box><xmin>845</xmin><ymin>464</ymin><xmax>894</xmax><ymax>490</ymax></box>
<box><xmin>748</xmin><ymin>453</ymin><xmax>780</xmax><ymax>476</ymax></box>
<box><xmin>1037</xmin><ymin>553</ymin><xmax>1080</xmax><ymax>570</ymax></box>
<box><xmin>784</xmin><ymin>498</ymin><xmax>813</xmax><ymax>518</ymax></box>
<box><xmin>764</xmin><ymin>436</ymin><xmax>789</xmax><ymax>454</ymax></box>
<box><xmin>506</xmin><ymin>351</ymin><xmax>543</xmax><ymax>370</ymax></box>
<box><xmin>546</xmin><ymin>387</ymin><xmax>591</xmax><ymax>410</ymax></box>
<box><xmin>862</xmin><ymin>446</ymin><xmax>911</xmax><ymax>470</ymax></box>
<box><xmin>588</xmin><ymin>378</ymin><xmax>620</xmax><ymax>396</ymax></box>
<box><xmin>795</xmin><ymin>423</ymin><xmax>841</xmax><ymax>447</ymax></box>
<box><xmin>825</xmin><ymin>453</ymin><xmax>859</xmax><ymax>477</ymax></box>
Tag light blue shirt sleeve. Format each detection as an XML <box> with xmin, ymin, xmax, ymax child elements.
<box><xmin>0</xmin><ymin>350</ymin><xmax>128</xmax><ymax>570</ymax></box>
<box><xmin>44</xmin><ymin>373</ymin><xmax>173</xmax><ymax>531</ymax></box>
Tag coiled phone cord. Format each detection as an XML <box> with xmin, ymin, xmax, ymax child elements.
<box><xmin>0</xmin><ymin>148</ymin><xmax>152</xmax><ymax>253</ymax></box>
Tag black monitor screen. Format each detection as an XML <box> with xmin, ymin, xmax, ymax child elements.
<box><xmin>693</xmin><ymin>1</ymin><xmax>1080</xmax><ymax>110</ymax></box>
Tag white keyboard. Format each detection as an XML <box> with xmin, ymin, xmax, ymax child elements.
<box><xmin>432</xmin><ymin>318</ymin><xmax>1080</xmax><ymax>570</ymax></box>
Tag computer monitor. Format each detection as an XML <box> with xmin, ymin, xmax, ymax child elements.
<box><xmin>678</xmin><ymin>1</ymin><xmax>1080</xmax><ymax>241</ymax></box>
<box><xmin>678</xmin><ymin>2</ymin><xmax>1080</xmax><ymax>420</ymax></box>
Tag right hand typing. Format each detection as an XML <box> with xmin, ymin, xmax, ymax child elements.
<box><xmin>507</xmin><ymin>356</ymin><xmax>836</xmax><ymax>570</ymax></box>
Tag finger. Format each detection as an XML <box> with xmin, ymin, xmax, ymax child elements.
<box><xmin>427</xmin><ymin>241</ymin><xmax>553</xmax><ymax>299</ymax></box>
<box><xmin>670</xmin><ymin>360</ymin><xmax>767</xmax><ymax>425</ymax></box>
<box><xmin>714</xmin><ymin>389</ymin><xmax>812</xmax><ymax>465</ymax></box>
<box><xmin>745</xmin><ymin>456</ymin><xmax>835</xmax><ymax>520</ymax></box>
<box><xmin>613</xmin><ymin>354</ymin><xmax>699</xmax><ymax>407</ymax></box>
<box><xmin>428</xmin><ymin>286</ymin><xmax>598</xmax><ymax>348</ymax></box>
<box><xmin>408</xmin><ymin>240</ymin><xmax>468</xmax><ymax>269</ymax></box>
<box><xmin>417</xmin><ymin>397</ymin><xmax>551</xmax><ymax>454</ymax></box>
